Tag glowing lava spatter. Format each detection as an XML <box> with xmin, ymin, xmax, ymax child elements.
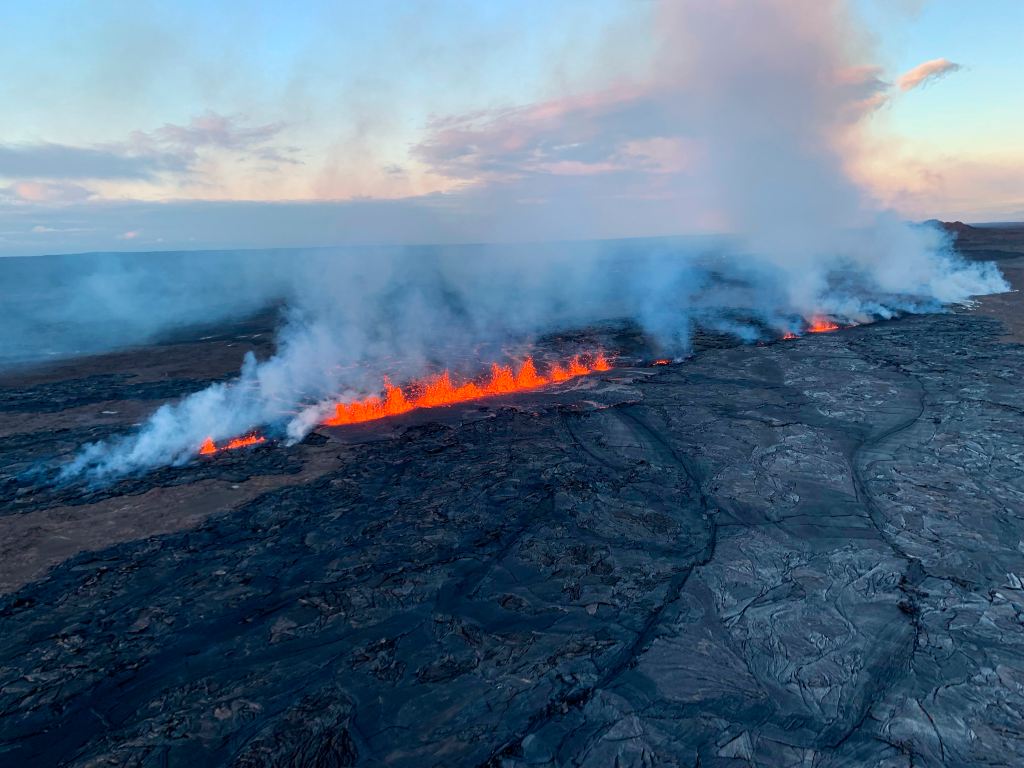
<box><xmin>651</xmin><ymin>359</ymin><xmax>671</xmax><ymax>366</ymax></box>
<box><xmin>199</xmin><ymin>433</ymin><xmax>267</xmax><ymax>455</ymax></box>
<box><xmin>807</xmin><ymin>317</ymin><xmax>841</xmax><ymax>333</ymax></box>
<box><xmin>324</xmin><ymin>352</ymin><xmax>611</xmax><ymax>427</ymax></box>
<box><xmin>781</xmin><ymin>317</ymin><xmax>843</xmax><ymax>340</ymax></box>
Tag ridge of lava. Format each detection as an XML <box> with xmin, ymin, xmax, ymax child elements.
<box><xmin>198</xmin><ymin>433</ymin><xmax>267</xmax><ymax>455</ymax></box>
<box><xmin>198</xmin><ymin>351</ymin><xmax>612</xmax><ymax>456</ymax></box>
<box><xmin>323</xmin><ymin>352</ymin><xmax>611</xmax><ymax>426</ymax></box>
<box><xmin>197</xmin><ymin>322</ymin><xmax>852</xmax><ymax>458</ymax></box>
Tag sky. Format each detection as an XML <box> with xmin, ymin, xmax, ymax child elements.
<box><xmin>0</xmin><ymin>0</ymin><xmax>1021</xmax><ymax>256</ymax></box>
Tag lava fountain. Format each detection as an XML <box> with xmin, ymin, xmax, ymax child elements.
<box><xmin>807</xmin><ymin>317</ymin><xmax>841</xmax><ymax>333</ymax></box>
<box><xmin>782</xmin><ymin>317</ymin><xmax>845</xmax><ymax>340</ymax></box>
<box><xmin>194</xmin><ymin>351</ymin><xmax>612</xmax><ymax>456</ymax></box>
<box><xmin>198</xmin><ymin>433</ymin><xmax>268</xmax><ymax>455</ymax></box>
<box><xmin>324</xmin><ymin>352</ymin><xmax>610</xmax><ymax>427</ymax></box>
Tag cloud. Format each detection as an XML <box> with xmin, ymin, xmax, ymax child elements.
<box><xmin>856</xmin><ymin>143</ymin><xmax>1024</xmax><ymax>221</ymax></box>
<box><xmin>0</xmin><ymin>0</ymin><xmax>905</xmax><ymax>256</ymax></box>
<box><xmin>412</xmin><ymin>13</ymin><xmax>895</xmax><ymax>193</ymax></box>
<box><xmin>0</xmin><ymin>198</ymin><xmax>457</xmax><ymax>257</ymax></box>
<box><xmin>897</xmin><ymin>58</ymin><xmax>962</xmax><ymax>91</ymax></box>
<box><xmin>0</xmin><ymin>7</ymin><xmax>1010</xmax><ymax>257</ymax></box>
<box><xmin>413</xmin><ymin>86</ymin><xmax>678</xmax><ymax>184</ymax></box>
<box><xmin>0</xmin><ymin>144</ymin><xmax>183</xmax><ymax>180</ymax></box>
<box><xmin>131</xmin><ymin>112</ymin><xmax>298</xmax><ymax>167</ymax></box>
<box><xmin>155</xmin><ymin>113</ymin><xmax>284</xmax><ymax>150</ymax></box>
<box><xmin>1</xmin><ymin>180</ymin><xmax>95</xmax><ymax>203</ymax></box>
<box><xmin>0</xmin><ymin>113</ymin><xmax>296</xmax><ymax>192</ymax></box>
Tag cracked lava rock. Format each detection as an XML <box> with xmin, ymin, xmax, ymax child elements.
<box><xmin>2</xmin><ymin>247</ymin><xmax>1024</xmax><ymax>766</ymax></box>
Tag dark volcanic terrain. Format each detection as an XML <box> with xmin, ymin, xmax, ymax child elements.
<box><xmin>1</xmin><ymin>228</ymin><xmax>1023</xmax><ymax>767</ymax></box>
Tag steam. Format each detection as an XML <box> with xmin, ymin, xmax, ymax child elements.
<box><xmin>0</xmin><ymin>249</ymin><xmax>295</xmax><ymax>366</ymax></box>
<box><xmin>59</xmin><ymin>0</ymin><xmax>1008</xmax><ymax>481</ymax></box>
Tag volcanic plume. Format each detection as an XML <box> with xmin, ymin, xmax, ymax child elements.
<box><xmin>58</xmin><ymin>0</ymin><xmax>1009</xmax><ymax>482</ymax></box>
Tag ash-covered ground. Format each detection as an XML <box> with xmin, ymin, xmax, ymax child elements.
<box><xmin>1</xmin><ymin>227</ymin><xmax>1023</xmax><ymax>767</ymax></box>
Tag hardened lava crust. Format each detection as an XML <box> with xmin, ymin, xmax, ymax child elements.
<box><xmin>1</xmin><ymin>230</ymin><xmax>1023</xmax><ymax>766</ymax></box>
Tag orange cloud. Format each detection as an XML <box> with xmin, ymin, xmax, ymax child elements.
<box><xmin>8</xmin><ymin>180</ymin><xmax>93</xmax><ymax>203</ymax></box>
<box><xmin>897</xmin><ymin>58</ymin><xmax>961</xmax><ymax>92</ymax></box>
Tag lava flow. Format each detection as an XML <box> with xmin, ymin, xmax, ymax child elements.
<box><xmin>199</xmin><ymin>433</ymin><xmax>267</xmax><ymax>455</ymax></box>
<box><xmin>807</xmin><ymin>317</ymin><xmax>841</xmax><ymax>333</ymax></box>
<box><xmin>323</xmin><ymin>352</ymin><xmax>611</xmax><ymax>427</ymax></box>
<box><xmin>782</xmin><ymin>317</ymin><xmax>842</xmax><ymax>340</ymax></box>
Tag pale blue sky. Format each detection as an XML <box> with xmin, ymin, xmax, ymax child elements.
<box><xmin>859</xmin><ymin>0</ymin><xmax>1024</xmax><ymax>148</ymax></box>
<box><xmin>0</xmin><ymin>1</ymin><xmax>1020</xmax><ymax>255</ymax></box>
<box><xmin>0</xmin><ymin>2</ymin><xmax>637</xmax><ymax>143</ymax></box>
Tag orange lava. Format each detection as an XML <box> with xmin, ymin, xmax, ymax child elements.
<box><xmin>782</xmin><ymin>332</ymin><xmax>798</xmax><ymax>340</ymax></box>
<box><xmin>199</xmin><ymin>433</ymin><xmax>267</xmax><ymax>455</ymax></box>
<box><xmin>807</xmin><ymin>317</ymin><xmax>841</xmax><ymax>333</ymax></box>
<box><xmin>225</xmin><ymin>434</ymin><xmax>267</xmax><ymax>450</ymax></box>
<box><xmin>652</xmin><ymin>359</ymin><xmax>671</xmax><ymax>366</ymax></box>
<box><xmin>324</xmin><ymin>352</ymin><xmax>611</xmax><ymax>427</ymax></box>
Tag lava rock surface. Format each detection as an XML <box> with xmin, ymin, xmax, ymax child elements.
<box><xmin>1</xmin><ymin>279</ymin><xmax>1024</xmax><ymax>765</ymax></box>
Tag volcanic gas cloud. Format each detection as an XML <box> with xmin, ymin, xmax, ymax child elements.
<box><xmin>58</xmin><ymin>0</ymin><xmax>1010</xmax><ymax>482</ymax></box>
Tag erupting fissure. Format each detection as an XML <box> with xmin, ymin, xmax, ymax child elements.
<box><xmin>194</xmin><ymin>352</ymin><xmax>611</xmax><ymax>456</ymax></box>
<box><xmin>198</xmin><ymin>433</ymin><xmax>267</xmax><ymax>455</ymax></box>
<box><xmin>808</xmin><ymin>317</ymin><xmax>841</xmax><ymax>333</ymax></box>
<box><xmin>783</xmin><ymin>317</ymin><xmax>845</xmax><ymax>339</ymax></box>
<box><xmin>324</xmin><ymin>352</ymin><xmax>610</xmax><ymax>427</ymax></box>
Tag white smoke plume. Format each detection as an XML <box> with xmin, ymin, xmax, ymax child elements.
<box><xmin>60</xmin><ymin>0</ymin><xmax>1007</xmax><ymax>481</ymax></box>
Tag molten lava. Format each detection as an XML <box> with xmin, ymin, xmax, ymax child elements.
<box><xmin>652</xmin><ymin>359</ymin><xmax>671</xmax><ymax>366</ymax></box>
<box><xmin>199</xmin><ymin>433</ymin><xmax>267</xmax><ymax>455</ymax></box>
<box><xmin>324</xmin><ymin>352</ymin><xmax>611</xmax><ymax>427</ymax></box>
<box><xmin>807</xmin><ymin>317</ymin><xmax>840</xmax><ymax>333</ymax></box>
<box><xmin>196</xmin><ymin>353</ymin><xmax>610</xmax><ymax>457</ymax></box>
<box><xmin>781</xmin><ymin>318</ymin><xmax>841</xmax><ymax>340</ymax></box>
